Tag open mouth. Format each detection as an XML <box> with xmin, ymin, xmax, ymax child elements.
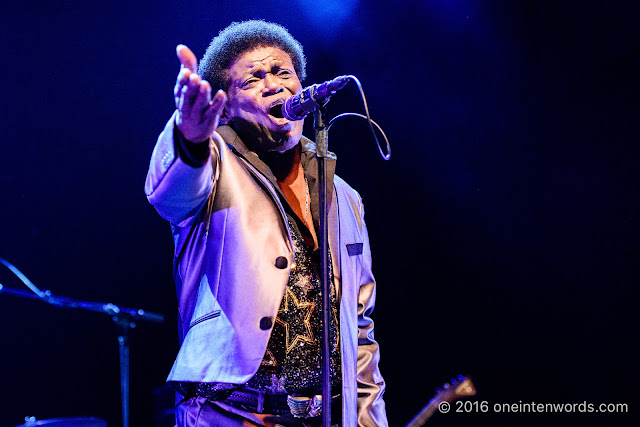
<box><xmin>269</xmin><ymin>104</ymin><xmax>285</xmax><ymax>119</ymax></box>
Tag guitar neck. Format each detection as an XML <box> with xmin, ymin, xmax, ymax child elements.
<box><xmin>404</xmin><ymin>376</ymin><xmax>476</xmax><ymax>427</ymax></box>
<box><xmin>405</xmin><ymin>398</ymin><xmax>439</xmax><ymax>427</ymax></box>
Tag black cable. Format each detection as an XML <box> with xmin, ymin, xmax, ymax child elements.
<box><xmin>327</xmin><ymin>75</ymin><xmax>391</xmax><ymax>160</ymax></box>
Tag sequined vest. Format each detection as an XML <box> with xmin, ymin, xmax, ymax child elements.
<box><xmin>246</xmin><ymin>215</ymin><xmax>342</xmax><ymax>395</ymax></box>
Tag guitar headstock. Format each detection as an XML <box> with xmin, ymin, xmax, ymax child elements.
<box><xmin>433</xmin><ymin>375</ymin><xmax>476</xmax><ymax>404</ymax></box>
<box><xmin>406</xmin><ymin>374</ymin><xmax>478</xmax><ymax>427</ymax></box>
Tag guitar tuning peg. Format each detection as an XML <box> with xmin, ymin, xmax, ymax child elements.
<box><xmin>443</xmin><ymin>382</ymin><xmax>451</xmax><ymax>389</ymax></box>
<box><xmin>451</xmin><ymin>377</ymin><xmax>457</xmax><ymax>384</ymax></box>
<box><xmin>435</xmin><ymin>387</ymin><xmax>441</xmax><ymax>392</ymax></box>
<box><xmin>457</xmin><ymin>374</ymin><xmax>464</xmax><ymax>381</ymax></box>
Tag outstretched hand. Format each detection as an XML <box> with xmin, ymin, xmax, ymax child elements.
<box><xmin>174</xmin><ymin>45</ymin><xmax>227</xmax><ymax>143</ymax></box>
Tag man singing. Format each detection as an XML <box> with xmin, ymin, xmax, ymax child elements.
<box><xmin>145</xmin><ymin>20</ymin><xmax>387</xmax><ymax>426</ymax></box>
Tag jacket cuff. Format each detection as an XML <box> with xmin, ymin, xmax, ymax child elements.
<box><xmin>174</xmin><ymin>125</ymin><xmax>210</xmax><ymax>167</ymax></box>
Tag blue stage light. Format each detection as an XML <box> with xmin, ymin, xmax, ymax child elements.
<box><xmin>293</xmin><ymin>0</ymin><xmax>359</xmax><ymax>36</ymax></box>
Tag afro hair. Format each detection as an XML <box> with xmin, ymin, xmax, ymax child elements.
<box><xmin>198</xmin><ymin>20</ymin><xmax>306</xmax><ymax>93</ymax></box>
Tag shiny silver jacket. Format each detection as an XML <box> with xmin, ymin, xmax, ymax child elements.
<box><xmin>145</xmin><ymin>114</ymin><xmax>387</xmax><ymax>426</ymax></box>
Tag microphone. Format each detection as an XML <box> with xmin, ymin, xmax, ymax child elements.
<box><xmin>281</xmin><ymin>75</ymin><xmax>350</xmax><ymax>121</ymax></box>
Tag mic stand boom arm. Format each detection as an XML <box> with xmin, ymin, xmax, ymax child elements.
<box><xmin>0</xmin><ymin>281</ymin><xmax>164</xmax><ymax>427</ymax></box>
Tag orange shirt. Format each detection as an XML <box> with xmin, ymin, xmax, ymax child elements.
<box><xmin>276</xmin><ymin>148</ymin><xmax>318</xmax><ymax>249</ymax></box>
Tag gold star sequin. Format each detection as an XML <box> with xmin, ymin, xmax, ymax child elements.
<box><xmin>276</xmin><ymin>287</ymin><xmax>316</xmax><ymax>353</ymax></box>
<box><xmin>260</xmin><ymin>349</ymin><xmax>277</xmax><ymax>367</ymax></box>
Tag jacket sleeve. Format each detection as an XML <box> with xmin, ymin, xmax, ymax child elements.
<box><xmin>356</xmin><ymin>200</ymin><xmax>388</xmax><ymax>426</ymax></box>
<box><xmin>145</xmin><ymin>111</ymin><xmax>221</xmax><ymax>226</ymax></box>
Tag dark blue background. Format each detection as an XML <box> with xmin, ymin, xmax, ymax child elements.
<box><xmin>1</xmin><ymin>1</ymin><xmax>636</xmax><ymax>426</ymax></box>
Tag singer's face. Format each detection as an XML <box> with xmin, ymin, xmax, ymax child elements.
<box><xmin>224</xmin><ymin>46</ymin><xmax>304</xmax><ymax>153</ymax></box>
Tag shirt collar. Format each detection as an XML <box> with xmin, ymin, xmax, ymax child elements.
<box><xmin>216</xmin><ymin>125</ymin><xmax>337</xmax><ymax>229</ymax></box>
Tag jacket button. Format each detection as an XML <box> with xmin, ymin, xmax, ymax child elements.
<box><xmin>275</xmin><ymin>256</ymin><xmax>288</xmax><ymax>269</ymax></box>
<box><xmin>259</xmin><ymin>317</ymin><xmax>273</xmax><ymax>330</ymax></box>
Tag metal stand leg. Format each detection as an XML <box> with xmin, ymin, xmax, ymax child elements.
<box><xmin>117</xmin><ymin>322</ymin><xmax>132</xmax><ymax>427</ymax></box>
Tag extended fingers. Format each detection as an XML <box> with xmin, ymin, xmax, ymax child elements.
<box><xmin>208</xmin><ymin>90</ymin><xmax>227</xmax><ymax>117</ymax></box>
<box><xmin>174</xmin><ymin>67</ymin><xmax>192</xmax><ymax>105</ymax></box>
<box><xmin>177</xmin><ymin>73</ymin><xmax>208</xmax><ymax>115</ymax></box>
<box><xmin>176</xmin><ymin>44</ymin><xmax>198</xmax><ymax>72</ymax></box>
<box><xmin>182</xmin><ymin>73</ymin><xmax>203</xmax><ymax>104</ymax></box>
<box><xmin>191</xmin><ymin>80</ymin><xmax>213</xmax><ymax>112</ymax></box>
<box><xmin>176</xmin><ymin>89</ymin><xmax>226</xmax><ymax>143</ymax></box>
<box><xmin>173</xmin><ymin>45</ymin><xmax>223</xmax><ymax>142</ymax></box>
<box><xmin>174</xmin><ymin>44</ymin><xmax>201</xmax><ymax>107</ymax></box>
<box><xmin>204</xmin><ymin>90</ymin><xmax>227</xmax><ymax>129</ymax></box>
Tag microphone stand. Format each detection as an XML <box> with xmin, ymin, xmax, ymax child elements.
<box><xmin>314</xmin><ymin>107</ymin><xmax>332</xmax><ymax>427</ymax></box>
<box><xmin>0</xmin><ymin>283</ymin><xmax>165</xmax><ymax>427</ymax></box>
<box><xmin>294</xmin><ymin>75</ymin><xmax>388</xmax><ymax>426</ymax></box>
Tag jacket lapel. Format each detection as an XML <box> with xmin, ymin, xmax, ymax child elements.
<box><xmin>216</xmin><ymin>125</ymin><xmax>337</xmax><ymax>236</ymax></box>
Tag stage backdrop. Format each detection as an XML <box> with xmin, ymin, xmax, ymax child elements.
<box><xmin>1</xmin><ymin>1</ymin><xmax>636</xmax><ymax>426</ymax></box>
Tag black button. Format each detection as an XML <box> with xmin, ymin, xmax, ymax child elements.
<box><xmin>259</xmin><ymin>317</ymin><xmax>273</xmax><ymax>330</ymax></box>
<box><xmin>275</xmin><ymin>256</ymin><xmax>288</xmax><ymax>269</ymax></box>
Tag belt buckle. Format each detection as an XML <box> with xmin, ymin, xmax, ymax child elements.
<box><xmin>286</xmin><ymin>394</ymin><xmax>322</xmax><ymax>418</ymax></box>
